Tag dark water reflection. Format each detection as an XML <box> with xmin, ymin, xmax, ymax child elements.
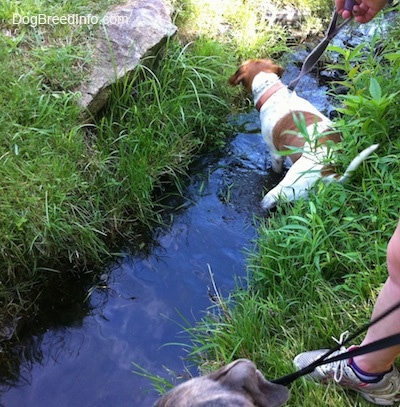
<box><xmin>0</xmin><ymin>63</ymin><xmax>334</xmax><ymax>406</ymax></box>
<box><xmin>0</xmin><ymin>111</ymin><xmax>273</xmax><ymax>407</ymax></box>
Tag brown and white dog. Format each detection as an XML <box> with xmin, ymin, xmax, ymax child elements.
<box><xmin>154</xmin><ymin>359</ymin><xmax>289</xmax><ymax>407</ymax></box>
<box><xmin>229</xmin><ymin>59</ymin><xmax>378</xmax><ymax>210</ymax></box>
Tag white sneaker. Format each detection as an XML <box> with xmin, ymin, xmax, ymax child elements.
<box><xmin>294</xmin><ymin>339</ymin><xmax>400</xmax><ymax>405</ymax></box>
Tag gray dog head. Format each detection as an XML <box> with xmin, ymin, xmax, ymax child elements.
<box><xmin>154</xmin><ymin>359</ymin><xmax>289</xmax><ymax>407</ymax></box>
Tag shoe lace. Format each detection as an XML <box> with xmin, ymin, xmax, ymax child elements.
<box><xmin>322</xmin><ymin>331</ymin><xmax>350</xmax><ymax>383</ymax></box>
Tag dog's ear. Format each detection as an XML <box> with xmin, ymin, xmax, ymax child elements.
<box><xmin>209</xmin><ymin>359</ymin><xmax>289</xmax><ymax>407</ymax></box>
<box><xmin>262</xmin><ymin>59</ymin><xmax>284</xmax><ymax>78</ymax></box>
<box><xmin>228</xmin><ymin>66</ymin><xmax>247</xmax><ymax>86</ymax></box>
<box><xmin>228</xmin><ymin>61</ymin><xmax>255</xmax><ymax>93</ymax></box>
<box><xmin>267</xmin><ymin>60</ymin><xmax>284</xmax><ymax>78</ymax></box>
<box><xmin>275</xmin><ymin>65</ymin><xmax>284</xmax><ymax>78</ymax></box>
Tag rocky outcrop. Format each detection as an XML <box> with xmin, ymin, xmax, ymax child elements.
<box><xmin>78</xmin><ymin>0</ymin><xmax>176</xmax><ymax>117</ymax></box>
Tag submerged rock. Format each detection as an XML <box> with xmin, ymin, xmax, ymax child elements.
<box><xmin>78</xmin><ymin>0</ymin><xmax>177</xmax><ymax>117</ymax></box>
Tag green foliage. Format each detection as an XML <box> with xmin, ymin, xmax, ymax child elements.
<box><xmin>172</xmin><ymin>0</ymin><xmax>333</xmax><ymax>60</ymax></box>
<box><xmin>132</xmin><ymin>363</ymin><xmax>177</xmax><ymax>396</ymax></box>
<box><xmin>0</xmin><ymin>0</ymin><xmax>234</xmax><ymax>337</ymax></box>
<box><xmin>91</xmin><ymin>41</ymin><xmax>233</xmax><ymax>225</ymax></box>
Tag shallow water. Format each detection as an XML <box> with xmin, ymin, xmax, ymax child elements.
<box><xmin>0</xmin><ymin>50</ymin><xmax>340</xmax><ymax>406</ymax></box>
<box><xmin>0</xmin><ymin>112</ymin><xmax>265</xmax><ymax>407</ymax></box>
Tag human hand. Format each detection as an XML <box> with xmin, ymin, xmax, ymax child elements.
<box><xmin>336</xmin><ymin>0</ymin><xmax>388</xmax><ymax>23</ymax></box>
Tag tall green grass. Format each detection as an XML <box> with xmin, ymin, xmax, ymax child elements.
<box><xmin>0</xmin><ymin>0</ymin><xmax>233</xmax><ymax>346</ymax></box>
<box><xmin>91</xmin><ymin>41</ymin><xmax>234</xmax><ymax>227</ymax></box>
<box><xmin>172</xmin><ymin>0</ymin><xmax>334</xmax><ymax>59</ymax></box>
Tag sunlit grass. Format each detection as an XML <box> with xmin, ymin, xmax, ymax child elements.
<box><xmin>91</xmin><ymin>41</ymin><xmax>233</xmax><ymax>226</ymax></box>
<box><xmin>173</xmin><ymin>0</ymin><xmax>331</xmax><ymax>60</ymax></box>
<box><xmin>0</xmin><ymin>0</ymin><xmax>234</xmax><ymax>347</ymax></box>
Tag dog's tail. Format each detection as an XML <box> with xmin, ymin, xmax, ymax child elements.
<box><xmin>336</xmin><ymin>143</ymin><xmax>379</xmax><ymax>183</ymax></box>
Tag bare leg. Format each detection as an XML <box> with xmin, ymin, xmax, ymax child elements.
<box><xmin>355</xmin><ymin>219</ymin><xmax>400</xmax><ymax>373</ymax></box>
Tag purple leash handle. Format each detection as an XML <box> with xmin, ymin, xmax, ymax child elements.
<box><xmin>344</xmin><ymin>0</ymin><xmax>357</xmax><ymax>12</ymax></box>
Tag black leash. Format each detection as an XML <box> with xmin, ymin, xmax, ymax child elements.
<box><xmin>272</xmin><ymin>299</ymin><xmax>400</xmax><ymax>386</ymax></box>
<box><xmin>287</xmin><ymin>2</ymin><xmax>355</xmax><ymax>91</ymax></box>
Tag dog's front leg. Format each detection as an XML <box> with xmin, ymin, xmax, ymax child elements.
<box><xmin>270</xmin><ymin>152</ymin><xmax>284</xmax><ymax>173</ymax></box>
<box><xmin>261</xmin><ymin>156</ymin><xmax>321</xmax><ymax>210</ymax></box>
<box><xmin>261</xmin><ymin>183</ymin><xmax>289</xmax><ymax>210</ymax></box>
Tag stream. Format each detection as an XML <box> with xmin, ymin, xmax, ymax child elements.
<box><xmin>0</xmin><ymin>19</ymin><xmax>386</xmax><ymax>407</ymax></box>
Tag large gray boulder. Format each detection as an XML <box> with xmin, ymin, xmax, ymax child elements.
<box><xmin>78</xmin><ymin>0</ymin><xmax>177</xmax><ymax>117</ymax></box>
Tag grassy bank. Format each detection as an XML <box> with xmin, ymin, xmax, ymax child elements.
<box><xmin>0</xmin><ymin>0</ymin><xmax>237</xmax><ymax>350</ymax></box>
<box><xmin>182</xmin><ymin>7</ymin><xmax>400</xmax><ymax>407</ymax></box>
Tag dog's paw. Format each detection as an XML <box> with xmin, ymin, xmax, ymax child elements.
<box><xmin>261</xmin><ymin>194</ymin><xmax>278</xmax><ymax>211</ymax></box>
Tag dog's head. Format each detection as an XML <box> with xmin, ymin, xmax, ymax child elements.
<box><xmin>154</xmin><ymin>359</ymin><xmax>289</xmax><ymax>407</ymax></box>
<box><xmin>228</xmin><ymin>59</ymin><xmax>284</xmax><ymax>93</ymax></box>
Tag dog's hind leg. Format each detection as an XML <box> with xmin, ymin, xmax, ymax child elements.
<box><xmin>261</xmin><ymin>155</ymin><xmax>321</xmax><ymax>210</ymax></box>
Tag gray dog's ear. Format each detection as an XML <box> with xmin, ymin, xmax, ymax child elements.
<box><xmin>209</xmin><ymin>359</ymin><xmax>289</xmax><ymax>407</ymax></box>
